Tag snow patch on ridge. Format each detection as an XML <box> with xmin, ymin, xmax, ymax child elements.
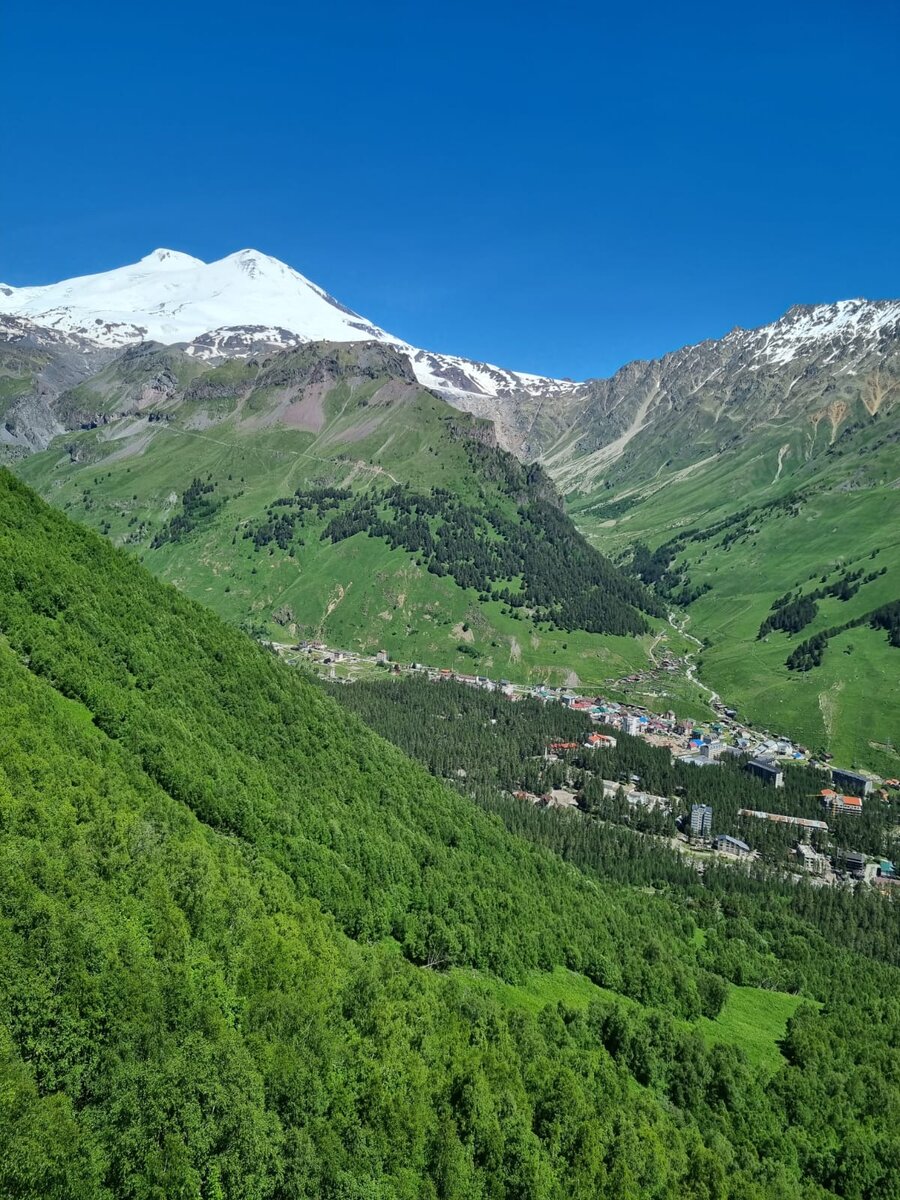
<box><xmin>728</xmin><ymin>299</ymin><xmax>900</xmax><ymax>367</ymax></box>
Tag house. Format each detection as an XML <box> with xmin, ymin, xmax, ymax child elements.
<box><xmin>375</xmin><ymin>649</ymin><xmax>388</xmax><ymax>664</ymax></box>
<box><xmin>713</xmin><ymin>834</ymin><xmax>751</xmax><ymax>857</ymax></box>
<box><xmin>700</xmin><ymin>740</ymin><xmax>725</xmax><ymax>760</ymax></box>
<box><xmin>628</xmin><ymin>790</ymin><xmax>670</xmax><ymax>813</ymax></box>
<box><xmin>679</xmin><ymin>753</ymin><xmax>719</xmax><ymax>767</ymax></box>
<box><xmin>831</xmin><ymin>767</ymin><xmax>872</xmax><ymax>797</ymax></box>
<box><xmin>689</xmin><ymin>803</ymin><xmax>713</xmax><ymax>839</ymax></box>
<box><xmin>586</xmin><ymin>732</ymin><xmax>617</xmax><ymax>749</ymax></box>
<box><xmin>745</xmin><ymin>759</ymin><xmax>784</xmax><ymax>788</ymax></box>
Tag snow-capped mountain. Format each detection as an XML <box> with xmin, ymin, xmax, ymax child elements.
<box><xmin>723</xmin><ymin>299</ymin><xmax>900</xmax><ymax>368</ymax></box>
<box><xmin>0</xmin><ymin>249</ymin><xmax>579</xmax><ymax>411</ymax></box>
<box><xmin>0</xmin><ymin>249</ymin><xmax>391</xmax><ymax>348</ymax></box>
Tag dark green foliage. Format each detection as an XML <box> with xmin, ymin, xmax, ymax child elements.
<box><xmin>759</xmin><ymin>570</ymin><xmax>877</xmax><ymax>640</ymax></box>
<box><xmin>318</xmin><ymin>483</ymin><xmax>659</xmax><ymax>634</ymax></box>
<box><xmin>786</xmin><ymin>630</ymin><xmax>830</xmax><ymax>671</ymax></box>
<box><xmin>758</xmin><ymin>594</ymin><xmax>818</xmax><ymax>638</ymax></box>
<box><xmin>786</xmin><ymin>599</ymin><xmax>900</xmax><ymax>670</ymax></box>
<box><xmin>150</xmin><ymin>476</ymin><xmax>222</xmax><ymax>547</ymax></box>
<box><xmin>870</xmin><ymin>599</ymin><xmax>900</xmax><ymax>648</ymax></box>
<box><xmin>1</xmin><ymin>470</ymin><xmax>899</xmax><ymax>1198</ymax></box>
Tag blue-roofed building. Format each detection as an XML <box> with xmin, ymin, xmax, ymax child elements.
<box><xmin>713</xmin><ymin>834</ymin><xmax>752</xmax><ymax>857</ymax></box>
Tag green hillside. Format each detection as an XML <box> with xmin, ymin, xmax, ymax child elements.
<box><xmin>16</xmin><ymin>341</ymin><xmax>671</xmax><ymax>689</ymax></box>
<box><xmin>571</xmin><ymin>395</ymin><xmax>900</xmax><ymax>770</ymax></box>
<box><xmin>1</xmin><ymin>469</ymin><xmax>899</xmax><ymax>1197</ymax></box>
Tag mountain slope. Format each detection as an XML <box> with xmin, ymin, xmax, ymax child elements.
<box><xmin>541</xmin><ymin>298</ymin><xmax>900</xmax><ymax>489</ymax></box>
<box><xmin>1</xmin><ymin>468</ymin><xmax>899</xmax><ymax>1198</ymax></box>
<box><xmin>549</xmin><ymin>301</ymin><xmax>900</xmax><ymax>770</ymax></box>
<box><xmin>0</xmin><ymin>315</ymin><xmax>114</xmax><ymax>458</ymax></box>
<box><xmin>4</xmin><ymin>247</ymin><xmax>898</xmax><ymax>760</ymax></box>
<box><xmin>16</xmin><ymin>339</ymin><xmax>666</xmax><ymax>687</ymax></box>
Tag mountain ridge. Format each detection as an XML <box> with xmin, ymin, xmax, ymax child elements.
<box><xmin>4</xmin><ymin>247</ymin><xmax>897</xmax><ymax>466</ymax></box>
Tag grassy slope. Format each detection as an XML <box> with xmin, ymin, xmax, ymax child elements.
<box><xmin>697</xmin><ymin>986</ymin><xmax>809</xmax><ymax>1073</ymax></box>
<box><xmin>459</xmin><ymin>966</ymin><xmax>804</xmax><ymax>1073</ymax></box>
<box><xmin>571</xmin><ymin>408</ymin><xmax>900</xmax><ymax>769</ymax></box>
<box><xmin>17</xmin><ymin>362</ymin><xmax>672</xmax><ymax>690</ymax></box>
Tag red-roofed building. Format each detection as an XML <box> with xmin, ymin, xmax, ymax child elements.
<box><xmin>586</xmin><ymin>732</ymin><xmax>617</xmax><ymax>749</ymax></box>
<box><xmin>821</xmin><ymin>791</ymin><xmax>863</xmax><ymax>817</ymax></box>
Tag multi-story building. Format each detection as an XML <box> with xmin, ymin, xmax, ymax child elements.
<box><xmin>745</xmin><ymin>759</ymin><xmax>784</xmax><ymax>788</ymax></box>
<box><xmin>689</xmin><ymin>803</ymin><xmax>713</xmax><ymax>839</ymax></box>
<box><xmin>796</xmin><ymin>842</ymin><xmax>828</xmax><ymax>876</ymax></box>
<box><xmin>831</xmin><ymin>767</ymin><xmax>872</xmax><ymax>797</ymax></box>
<box><xmin>820</xmin><ymin>789</ymin><xmax>863</xmax><ymax>817</ymax></box>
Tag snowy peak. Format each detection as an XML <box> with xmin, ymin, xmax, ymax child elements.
<box><xmin>0</xmin><ymin>248</ymin><xmax>397</xmax><ymax>351</ymax></box>
<box><xmin>139</xmin><ymin>248</ymin><xmax>205</xmax><ymax>269</ymax></box>
<box><xmin>725</xmin><ymin>298</ymin><xmax>900</xmax><ymax>369</ymax></box>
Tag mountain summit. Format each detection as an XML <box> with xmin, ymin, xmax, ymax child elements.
<box><xmin>0</xmin><ymin>248</ymin><xmax>390</xmax><ymax>348</ymax></box>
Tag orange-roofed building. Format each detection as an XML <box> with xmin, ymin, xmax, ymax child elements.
<box><xmin>821</xmin><ymin>791</ymin><xmax>863</xmax><ymax>817</ymax></box>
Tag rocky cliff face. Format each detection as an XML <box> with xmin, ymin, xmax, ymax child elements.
<box><xmin>0</xmin><ymin>316</ymin><xmax>115</xmax><ymax>456</ymax></box>
<box><xmin>529</xmin><ymin>300</ymin><xmax>900</xmax><ymax>491</ymax></box>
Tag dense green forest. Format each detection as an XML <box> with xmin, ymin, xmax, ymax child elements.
<box><xmin>1</xmin><ymin>469</ymin><xmax>899</xmax><ymax>1198</ymax></box>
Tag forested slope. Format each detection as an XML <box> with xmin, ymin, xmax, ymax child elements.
<box><xmin>0</xmin><ymin>469</ymin><xmax>898</xmax><ymax>1199</ymax></box>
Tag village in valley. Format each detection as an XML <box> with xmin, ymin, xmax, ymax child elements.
<box><xmin>276</xmin><ymin>637</ymin><xmax>900</xmax><ymax>893</ymax></box>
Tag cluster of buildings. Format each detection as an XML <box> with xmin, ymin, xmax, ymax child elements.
<box><xmin>286</xmin><ymin>643</ymin><xmax>893</xmax><ymax>892</ymax></box>
<box><xmin>686</xmin><ymin>805</ymin><xmax>753</xmax><ymax>858</ymax></box>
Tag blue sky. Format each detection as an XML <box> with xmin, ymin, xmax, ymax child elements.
<box><xmin>2</xmin><ymin>0</ymin><xmax>898</xmax><ymax>378</ymax></box>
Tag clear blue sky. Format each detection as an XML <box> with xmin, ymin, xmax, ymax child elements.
<box><xmin>2</xmin><ymin>0</ymin><xmax>898</xmax><ymax>378</ymax></box>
